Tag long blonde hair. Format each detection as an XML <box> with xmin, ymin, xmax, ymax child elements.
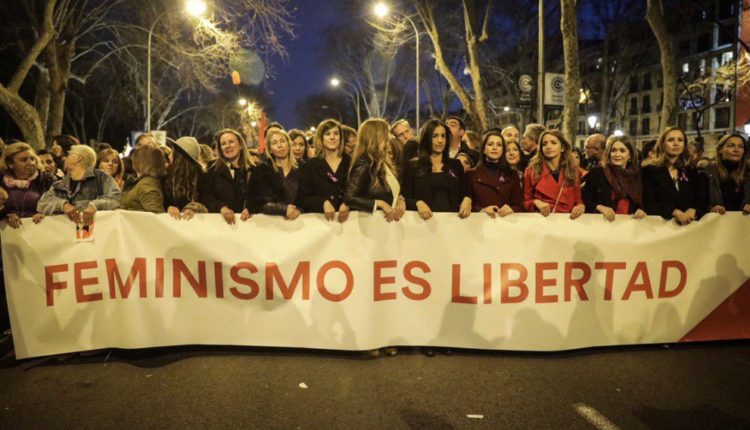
<box><xmin>350</xmin><ymin>118</ymin><xmax>395</xmax><ymax>189</ymax></box>
<box><xmin>527</xmin><ymin>130</ymin><xmax>578</xmax><ymax>186</ymax></box>
<box><xmin>715</xmin><ymin>133</ymin><xmax>748</xmax><ymax>185</ymax></box>
<box><xmin>265</xmin><ymin>129</ymin><xmax>298</xmax><ymax>172</ymax></box>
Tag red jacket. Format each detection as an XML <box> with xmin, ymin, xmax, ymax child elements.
<box><xmin>523</xmin><ymin>164</ymin><xmax>583</xmax><ymax>213</ymax></box>
<box><xmin>467</xmin><ymin>164</ymin><xmax>523</xmax><ymax>212</ymax></box>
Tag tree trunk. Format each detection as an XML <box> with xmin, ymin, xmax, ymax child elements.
<box><xmin>646</xmin><ymin>0</ymin><xmax>678</xmax><ymax>130</ymax></box>
<box><xmin>463</xmin><ymin>0</ymin><xmax>488</xmax><ymax>129</ymax></box>
<box><xmin>561</xmin><ymin>0</ymin><xmax>581</xmax><ymax>145</ymax></box>
<box><xmin>35</xmin><ymin>68</ymin><xmax>51</xmax><ymax>135</ymax></box>
<box><xmin>0</xmin><ymin>87</ymin><xmax>47</xmax><ymax>149</ymax></box>
<box><xmin>46</xmin><ymin>40</ymin><xmax>75</xmax><ymax>137</ymax></box>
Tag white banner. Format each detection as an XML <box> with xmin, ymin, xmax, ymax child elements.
<box><xmin>3</xmin><ymin>211</ymin><xmax>750</xmax><ymax>359</ymax></box>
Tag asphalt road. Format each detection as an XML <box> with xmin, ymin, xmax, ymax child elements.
<box><xmin>1</xmin><ymin>341</ymin><xmax>750</xmax><ymax>429</ymax></box>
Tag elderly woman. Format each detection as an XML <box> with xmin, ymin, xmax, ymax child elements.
<box><xmin>583</xmin><ymin>135</ymin><xmax>646</xmax><ymax>221</ymax></box>
<box><xmin>523</xmin><ymin>130</ymin><xmax>585</xmax><ymax>219</ymax></box>
<box><xmin>297</xmin><ymin>119</ymin><xmax>350</xmax><ymax>221</ymax></box>
<box><xmin>37</xmin><ymin>144</ymin><xmax>121</xmax><ymax>225</ymax></box>
<box><xmin>120</xmin><ymin>144</ymin><xmax>166</xmax><ymax>213</ymax></box>
<box><xmin>97</xmin><ymin>148</ymin><xmax>125</xmax><ymax>189</ymax></box>
<box><xmin>0</xmin><ymin>143</ymin><xmax>54</xmax><ymax>228</ymax></box>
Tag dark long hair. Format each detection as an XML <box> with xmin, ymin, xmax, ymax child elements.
<box><xmin>414</xmin><ymin>118</ymin><xmax>450</xmax><ymax>176</ymax></box>
<box><xmin>715</xmin><ymin>133</ymin><xmax>748</xmax><ymax>185</ymax></box>
<box><xmin>164</xmin><ymin>148</ymin><xmax>202</xmax><ymax>203</ymax></box>
<box><xmin>477</xmin><ymin>130</ymin><xmax>511</xmax><ymax>174</ymax></box>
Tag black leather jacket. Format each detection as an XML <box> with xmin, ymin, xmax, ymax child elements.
<box><xmin>344</xmin><ymin>157</ymin><xmax>396</xmax><ymax>212</ymax></box>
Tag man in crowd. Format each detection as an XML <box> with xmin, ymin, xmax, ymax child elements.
<box><xmin>501</xmin><ymin>125</ymin><xmax>520</xmax><ymax>145</ymax></box>
<box><xmin>445</xmin><ymin>116</ymin><xmax>479</xmax><ymax>165</ymax></box>
<box><xmin>584</xmin><ymin>133</ymin><xmax>606</xmax><ymax>170</ymax></box>
<box><xmin>390</xmin><ymin>119</ymin><xmax>414</xmax><ymax>146</ymax></box>
<box><xmin>520</xmin><ymin>123</ymin><xmax>546</xmax><ymax>169</ymax></box>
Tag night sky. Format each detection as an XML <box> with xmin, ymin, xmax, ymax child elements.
<box><xmin>265</xmin><ymin>0</ymin><xmax>340</xmax><ymax>129</ymax></box>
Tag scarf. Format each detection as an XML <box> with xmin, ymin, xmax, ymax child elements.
<box><xmin>603</xmin><ymin>164</ymin><xmax>641</xmax><ymax>206</ymax></box>
<box><xmin>3</xmin><ymin>170</ymin><xmax>38</xmax><ymax>189</ymax></box>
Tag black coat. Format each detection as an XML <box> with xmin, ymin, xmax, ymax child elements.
<box><xmin>704</xmin><ymin>164</ymin><xmax>750</xmax><ymax>211</ymax></box>
<box><xmin>402</xmin><ymin>158</ymin><xmax>468</xmax><ymax>212</ymax></box>
<box><xmin>344</xmin><ymin>157</ymin><xmax>396</xmax><ymax>212</ymax></box>
<box><xmin>199</xmin><ymin>161</ymin><xmax>250</xmax><ymax>213</ymax></box>
<box><xmin>642</xmin><ymin>164</ymin><xmax>708</xmax><ymax>219</ymax></box>
<box><xmin>296</xmin><ymin>154</ymin><xmax>351</xmax><ymax>212</ymax></box>
<box><xmin>246</xmin><ymin>162</ymin><xmax>298</xmax><ymax>216</ymax></box>
<box><xmin>582</xmin><ymin>166</ymin><xmax>642</xmax><ymax>214</ymax></box>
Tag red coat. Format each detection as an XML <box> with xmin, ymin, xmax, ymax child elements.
<box><xmin>467</xmin><ymin>165</ymin><xmax>523</xmax><ymax>212</ymax></box>
<box><xmin>523</xmin><ymin>164</ymin><xmax>583</xmax><ymax>213</ymax></box>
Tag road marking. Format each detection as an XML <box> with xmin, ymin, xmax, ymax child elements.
<box><xmin>573</xmin><ymin>403</ymin><xmax>621</xmax><ymax>430</ymax></box>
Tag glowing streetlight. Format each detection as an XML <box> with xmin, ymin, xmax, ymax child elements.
<box><xmin>330</xmin><ymin>78</ymin><xmax>341</xmax><ymax>87</ymax></box>
<box><xmin>373</xmin><ymin>2</ymin><xmax>389</xmax><ymax>18</ymax></box>
<box><xmin>613</xmin><ymin>129</ymin><xmax>624</xmax><ymax>137</ymax></box>
<box><xmin>250</xmin><ymin>121</ymin><xmax>258</xmax><ymax>127</ymax></box>
<box><xmin>587</xmin><ymin>115</ymin><xmax>598</xmax><ymax>130</ymax></box>
<box><xmin>374</xmin><ymin>2</ymin><xmax>420</xmax><ymax>131</ymax></box>
<box><xmin>238</xmin><ymin>98</ymin><xmax>248</xmax><ymax>106</ymax></box>
<box><xmin>503</xmin><ymin>106</ymin><xmax>510</xmax><ymax>112</ymax></box>
<box><xmin>310</xmin><ymin>126</ymin><xmax>317</xmax><ymax>132</ymax></box>
<box><xmin>186</xmin><ymin>0</ymin><xmax>207</xmax><ymax>17</ymax></box>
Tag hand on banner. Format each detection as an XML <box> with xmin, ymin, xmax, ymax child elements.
<box><xmin>183</xmin><ymin>208</ymin><xmax>195</xmax><ymax>220</ymax></box>
<box><xmin>82</xmin><ymin>205</ymin><xmax>96</xmax><ymax>226</ymax></box>
<box><xmin>337</xmin><ymin>203</ymin><xmax>350</xmax><ymax>223</ymax></box>
<box><xmin>744</xmin><ymin>203</ymin><xmax>750</xmax><ymax>214</ymax></box>
<box><xmin>498</xmin><ymin>204</ymin><xmax>514</xmax><ymax>217</ymax></box>
<box><xmin>6</xmin><ymin>213</ymin><xmax>22</xmax><ymax>228</ymax></box>
<box><xmin>710</xmin><ymin>205</ymin><xmax>726</xmax><ymax>215</ymax></box>
<box><xmin>285</xmin><ymin>204</ymin><xmax>300</xmax><ymax>220</ymax></box>
<box><xmin>393</xmin><ymin>197</ymin><xmax>406</xmax><ymax>221</ymax></box>
<box><xmin>632</xmin><ymin>209</ymin><xmax>647</xmax><ymax>220</ymax></box>
<box><xmin>168</xmin><ymin>206</ymin><xmax>182</xmax><ymax>220</ymax></box>
<box><xmin>323</xmin><ymin>200</ymin><xmax>336</xmax><ymax>221</ymax></box>
<box><xmin>482</xmin><ymin>205</ymin><xmax>500</xmax><ymax>218</ymax></box>
<box><xmin>597</xmin><ymin>204</ymin><xmax>615</xmax><ymax>222</ymax></box>
<box><xmin>685</xmin><ymin>208</ymin><xmax>697</xmax><ymax>222</ymax></box>
<box><xmin>570</xmin><ymin>204</ymin><xmax>585</xmax><ymax>220</ymax></box>
<box><xmin>416</xmin><ymin>200</ymin><xmax>433</xmax><ymax>220</ymax></box>
<box><xmin>63</xmin><ymin>202</ymin><xmax>81</xmax><ymax>224</ymax></box>
<box><xmin>240</xmin><ymin>208</ymin><xmax>251</xmax><ymax>221</ymax></box>
<box><xmin>534</xmin><ymin>199</ymin><xmax>551</xmax><ymax>217</ymax></box>
<box><xmin>376</xmin><ymin>200</ymin><xmax>395</xmax><ymax>222</ymax></box>
<box><xmin>458</xmin><ymin>197</ymin><xmax>472</xmax><ymax>219</ymax></box>
<box><xmin>672</xmin><ymin>209</ymin><xmax>692</xmax><ymax>225</ymax></box>
<box><xmin>220</xmin><ymin>206</ymin><xmax>236</xmax><ymax>225</ymax></box>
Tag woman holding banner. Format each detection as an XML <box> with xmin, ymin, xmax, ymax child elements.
<box><xmin>467</xmin><ymin>130</ymin><xmax>522</xmax><ymax>217</ymax></box>
<box><xmin>582</xmin><ymin>135</ymin><xmax>646</xmax><ymax>221</ymax></box>
<box><xmin>296</xmin><ymin>119</ymin><xmax>350</xmax><ymax>222</ymax></box>
<box><xmin>642</xmin><ymin>127</ymin><xmax>708</xmax><ymax>225</ymax></box>
<box><xmin>243</xmin><ymin>129</ymin><xmax>301</xmax><ymax>220</ymax></box>
<box><xmin>523</xmin><ymin>130</ymin><xmax>585</xmax><ymax>218</ymax></box>
<box><xmin>201</xmin><ymin>129</ymin><xmax>256</xmax><ymax>225</ymax></box>
<box><xmin>0</xmin><ymin>142</ymin><xmax>54</xmax><ymax>228</ymax></box>
<box><xmin>120</xmin><ymin>144</ymin><xmax>166</xmax><ymax>213</ymax></box>
<box><xmin>401</xmin><ymin>118</ymin><xmax>472</xmax><ymax>220</ymax></box>
<box><xmin>704</xmin><ymin>133</ymin><xmax>750</xmax><ymax>214</ymax></box>
<box><xmin>163</xmin><ymin>137</ymin><xmax>208</xmax><ymax>220</ymax></box>
<box><xmin>344</xmin><ymin>118</ymin><xmax>406</xmax><ymax>222</ymax></box>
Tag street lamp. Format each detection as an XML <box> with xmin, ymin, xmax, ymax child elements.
<box><xmin>503</xmin><ymin>106</ymin><xmax>510</xmax><ymax>112</ymax></box>
<box><xmin>613</xmin><ymin>129</ymin><xmax>624</xmax><ymax>137</ymax></box>
<box><xmin>329</xmin><ymin>77</ymin><xmax>361</xmax><ymax>126</ymax></box>
<box><xmin>744</xmin><ymin>118</ymin><xmax>750</xmax><ymax>135</ymax></box>
<box><xmin>587</xmin><ymin>115</ymin><xmax>598</xmax><ymax>131</ymax></box>
<box><xmin>374</xmin><ymin>2</ymin><xmax>420</xmax><ymax>131</ymax></box>
<box><xmin>238</xmin><ymin>98</ymin><xmax>248</xmax><ymax>106</ymax></box>
<box><xmin>147</xmin><ymin>0</ymin><xmax>207</xmax><ymax>132</ymax></box>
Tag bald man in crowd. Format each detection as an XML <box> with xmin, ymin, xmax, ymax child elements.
<box><xmin>584</xmin><ymin>133</ymin><xmax>607</xmax><ymax>170</ymax></box>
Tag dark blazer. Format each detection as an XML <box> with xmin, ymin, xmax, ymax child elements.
<box><xmin>199</xmin><ymin>160</ymin><xmax>250</xmax><ymax>213</ymax></box>
<box><xmin>642</xmin><ymin>164</ymin><xmax>708</xmax><ymax>219</ymax></box>
<box><xmin>296</xmin><ymin>154</ymin><xmax>351</xmax><ymax>213</ymax></box>
<box><xmin>402</xmin><ymin>158</ymin><xmax>468</xmax><ymax>211</ymax></box>
<box><xmin>467</xmin><ymin>164</ymin><xmax>523</xmax><ymax>212</ymax></box>
<box><xmin>704</xmin><ymin>164</ymin><xmax>750</xmax><ymax>211</ymax></box>
<box><xmin>582</xmin><ymin>166</ymin><xmax>642</xmax><ymax>214</ymax></box>
<box><xmin>344</xmin><ymin>157</ymin><xmax>396</xmax><ymax>212</ymax></box>
<box><xmin>246</xmin><ymin>162</ymin><xmax>296</xmax><ymax>216</ymax></box>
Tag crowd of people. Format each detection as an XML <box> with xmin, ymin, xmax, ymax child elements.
<box><xmin>0</xmin><ymin>115</ymin><xmax>748</xmax><ymax>361</ymax></box>
<box><xmin>0</xmin><ymin>116</ymin><xmax>748</xmax><ymax>231</ymax></box>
